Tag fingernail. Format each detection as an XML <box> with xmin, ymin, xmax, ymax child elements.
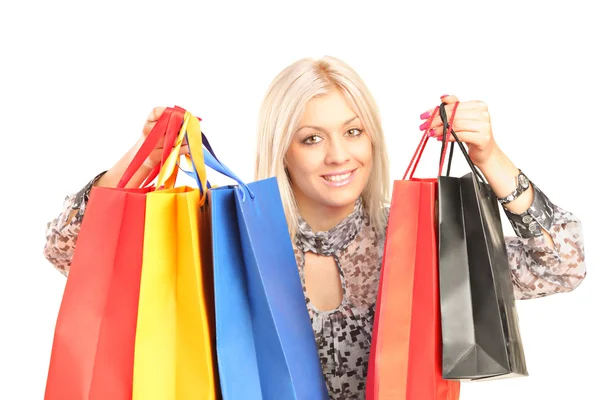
<box><xmin>419</xmin><ymin>121</ymin><xmax>430</xmax><ymax>131</ymax></box>
<box><xmin>437</xmin><ymin>135</ymin><xmax>443</xmax><ymax>141</ymax></box>
<box><xmin>441</xmin><ymin>94</ymin><xmax>449</xmax><ymax>99</ymax></box>
<box><xmin>420</xmin><ymin>111</ymin><xmax>431</xmax><ymax>120</ymax></box>
<box><xmin>428</xmin><ymin>129</ymin><xmax>436</xmax><ymax>137</ymax></box>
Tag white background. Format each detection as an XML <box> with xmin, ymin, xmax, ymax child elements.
<box><xmin>1</xmin><ymin>0</ymin><xmax>598</xmax><ymax>399</ymax></box>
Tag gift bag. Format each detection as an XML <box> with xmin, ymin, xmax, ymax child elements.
<box><xmin>210</xmin><ymin>187</ymin><xmax>262</xmax><ymax>399</ymax></box>
<box><xmin>44</xmin><ymin>108</ymin><xmax>184</xmax><ymax>400</ymax></box>
<box><xmin>437</xmin><ymin>103</ymin><xmax>528</xmax><ymax>380</ymax></box>
<box><xmin>206</xmin><ymin>146</ymin><xmax>328</xmax><ymax>400</ymax></box>
<box><xmin>132</xmin><ymin>111</ymin><xmax>218</xmax><ymax>399</ymax></box>
<box><xmin>366</xmin><ymin>107</ymin><xmax>460</xmax><ymax>400</ymax></box>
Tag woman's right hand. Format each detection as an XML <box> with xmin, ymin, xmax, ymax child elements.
<box><xmin>94</xmin><ymin>106</ymin><xmax>190</xmax><ymax>189</ymax></box>
<box><xmin>137</xmin><ymin>106</ymin><xmax>190</xmax><ymax>170</ymax></box>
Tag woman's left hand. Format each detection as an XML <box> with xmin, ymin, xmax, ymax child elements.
<box><xmin>419</xmin><ymin>95</ymin><xmax>499</xmax><ymax>167</ymax></box>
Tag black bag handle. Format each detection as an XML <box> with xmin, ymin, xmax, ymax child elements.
<box><xmin>438</xmin><ymin>102</ymin><xmax>487</xmax><ymax>184</ymax></box>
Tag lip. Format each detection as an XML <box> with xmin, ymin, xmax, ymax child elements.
<box><xmin>320</xmin><ymin>168</ymin><xmax>357</xmax><ymax>187</ymax></box>
<box><xmin>321</xmin><ymin>169</ymin><xmax>355</xmax><ymax>177</ymax></box>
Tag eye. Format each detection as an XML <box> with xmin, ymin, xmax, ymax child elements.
<box><xmin>345</xmin><ymin>128</ymin><xmax>363</xmax><ymax>137</ymax></box>
<box><xmin>302</xmin><ymin>134</ymin><xmax>323</xmax><ymax>145</ymax></box>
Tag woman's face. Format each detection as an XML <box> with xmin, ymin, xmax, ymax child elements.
<box><xmin>285</xmin><ymin>89</ymin><xmax>373</xmax><ymax>214</ymax></box>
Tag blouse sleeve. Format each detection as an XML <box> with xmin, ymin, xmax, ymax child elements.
<box><xmin>42</xmin><ymin>172</ymin><xmax>106</xmax><ymax>276</ymax></box>
<box><xmin>503</xmin><ymin>183</ymin><xmax>586</xmax><ymax>300</ymax></box>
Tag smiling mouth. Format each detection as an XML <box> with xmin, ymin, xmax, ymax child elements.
<box><xmin>323</xmin><ymin>172</ymin><xmax>352</xmax><ymax>182</ymax></box>
<box><xmin>321</xmin><ymin>169</ymin><xmax>356</xmax><ymax>185</ymax></box>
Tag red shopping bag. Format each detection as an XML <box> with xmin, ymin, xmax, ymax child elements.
<box><xmin>366</xmin><ymin>107</ymin><xmax>460</xmax><ymax>399</ymax></box>
<box><xmin>44</xmin><ymin>108</ymin><xmax>184</xmax><ymax>399</ymax></box>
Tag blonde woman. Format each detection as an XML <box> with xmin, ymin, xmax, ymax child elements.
<box><xmin>44</xmin><ymin>56</ymin><xmax>586</xmax><ymax>399</ymax></box>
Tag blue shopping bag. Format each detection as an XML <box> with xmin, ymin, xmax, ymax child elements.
<box><xmin>210</xmin><ymin>186</ymin><xmax>262</xmax><ymax>399</ymax></box>
<box><xmin>202</xmin><ymin>144</ymin><xmax>328</xmax><ymax>400</ymax></box>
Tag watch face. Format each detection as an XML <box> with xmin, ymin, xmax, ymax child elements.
<box><xmin>518</xmin><ymin>174</ymin><xmax>530</xmax><ymax>189</ymax></box>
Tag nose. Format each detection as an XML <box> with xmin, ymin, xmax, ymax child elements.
<box><xmin>324</xmin><ymin>136</ymin><xmax>351</xmax><ymax>165</ymax></box>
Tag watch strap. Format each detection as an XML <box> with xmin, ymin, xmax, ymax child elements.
<box><xmin>498</xmin><ymin>170</ymin><xmax>529</xmax><ymax>205</ymax></box>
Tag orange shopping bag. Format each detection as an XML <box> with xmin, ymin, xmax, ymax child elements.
<box><xmin>366</xmin><ymin>108</ymin><xmax>460</xmax><ymax>400</ymax></box>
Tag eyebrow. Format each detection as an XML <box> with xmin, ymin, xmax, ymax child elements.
<box><xmin>296</xmin><ymin>116</ymin><xmax>359</xmax><ymax>132</ymax></box>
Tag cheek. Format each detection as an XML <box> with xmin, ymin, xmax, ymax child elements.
<box><xmin>351</xmin><ymin>140</ymin><xmax>374</xmax><ymax>168</ymax></box>
<box><xmin>285</xmin><ymin>146</ymin><xmax>322</xmax><ymax>177</ymax></box>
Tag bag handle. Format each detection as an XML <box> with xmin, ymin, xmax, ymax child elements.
<box><xmin>118</xmin><ymin>108</ymin><xmax>177</xmax><ymax>189</ymax></box>
<box><xmin>438</xmin><ymin>102</ymin><xmax>486</xmax><ymax>185</ymax></box>
<box><xmin>174</xmin><ymin>128</ymin><xmax>255</xmax><ymax>200</ymax></box>
<box><xmin>201</xmin><ymin>145</ymin><xmax>254</xmax><ymax>200</ymax></box>
<box><xmin>139</xmin><ymin>107</ymin><xmax>187</xmax><ymax>189</ymax></box>
<box><xmin>402</xmin><ymin>106</ymin><xmax>440</xmax><ymax>180</ymax></box>
<box><xmin>120</xmin><ymin>105</ymin><xmax>254</xmax><ymax>201</ymax></box>
<box><xmin>437</xmin><ymin>102</ymin><xmax>459</xmax><ymax>177</ymax></box>
<box><xmin>153</xmin><ymin>109</ymin><xmax>255</xmax><ymax>204</ymax></box>
<box><xmin>156</xmin><ymin>111</ymin><xmax>209</xmax><ymax>200</ymax></box>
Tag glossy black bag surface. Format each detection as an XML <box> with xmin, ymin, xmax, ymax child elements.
<box><xmin>436</xmin><ymin>104</ymin><xmax>528</xmax><ymax>381</ymax></box>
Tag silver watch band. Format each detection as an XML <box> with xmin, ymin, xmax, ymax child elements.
<box><xmin>498</xmin><ymin>170</ymin><xmax>529</xmax><ymax>205</ymax></box>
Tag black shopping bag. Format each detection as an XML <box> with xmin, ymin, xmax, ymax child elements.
<box><xmin>436</xmin><ymin>103</ymin><xmax>528</xmax><ymax>381</ymax></box>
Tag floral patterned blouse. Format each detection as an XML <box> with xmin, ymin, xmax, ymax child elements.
<box><xmin>44</xmin><ymin>174</ymin><xmax>586</xmax><ymax>400</ymax></box>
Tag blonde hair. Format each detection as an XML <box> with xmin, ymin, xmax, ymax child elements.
<box><xmin>255</xmin><ymin>56</ymin><xmax>390</xmax><ymax>239</ymax></box>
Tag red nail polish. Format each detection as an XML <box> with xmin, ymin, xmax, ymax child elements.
<box><xmin>420</xmin><ymin>111</ymin><xmax>431</xmax><ymax>120</ymax></box>
<box><xmin>441</xmin><ymin>94</ymin><xmax>449</xmax><ymax>99</ymax></box>
<box><xmin>428</xmin><ymin>129</ymin><xmax>435</xmax><ymax>137</ymax></box>
<box><xmin>437</xmin><ymin>135</ymin><xmax>443</xmax><ymax>141</ymax></box>
<box><xmin>419</xmin><ymin>121</ymin><xmax>430</xmax><ymax>131</ymax></box>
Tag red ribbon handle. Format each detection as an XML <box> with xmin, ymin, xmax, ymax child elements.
<box><xmin>402</xmin><ymin>106</ymin><xmax>440</xmax><ymax>180</ymax></box>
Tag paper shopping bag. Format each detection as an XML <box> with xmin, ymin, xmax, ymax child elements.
<box><xmin>44</xmin><ymin>108</ymin><xmax>184</xmax><ymax>400</ymax></box>
<box><xmin>437</xmin><ymin>103</ymin><xmax>528</xmax><ymax>380</ymax></box>
<box><xmin>132</xmin><ymin>111</ymin><xmax>218</xmax><ymax>399</ymax></box>
<box><xmin>366</xmin><ymin>107</ymin><xmax>460</xmax><ymax>400</ymax></box>
<box><xmin>206</xmin><ymin>146</ymin><xmax>328</xmax><ymax>400</ymax></box>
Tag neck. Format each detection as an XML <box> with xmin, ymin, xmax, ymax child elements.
<box><xmin>295</xmin><ymin>194</ymin><xmax>357</xmax><ymax>232</ymax></box>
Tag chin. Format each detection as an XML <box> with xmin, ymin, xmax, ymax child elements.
<box><xmin>322</xmin><ymin>198</ymin><xmax>358</xmax><ymax>210</ymax></box>
<box><xmin>320</xmin><ymin>187</ymin><xmax>364</xmax><ymax>210</ymax></box>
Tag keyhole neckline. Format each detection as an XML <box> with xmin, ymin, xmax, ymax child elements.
<box><xmin>295</xmin><ymin>198</ymin><xmax>365</xmax><ymax>256</ymax></box>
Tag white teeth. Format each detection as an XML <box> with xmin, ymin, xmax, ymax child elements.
<box><xmin>323</xmin><ymin>172</ymin><xmax>351</xmax><ymax>182</ymax></box>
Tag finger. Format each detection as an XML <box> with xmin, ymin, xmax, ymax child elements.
<box><xmin>156</xmin><ymin>142</ymin><xmax>190</xmax><ymax>153</ymax></box>
<box><xmin>157</xmin><ymin>144</ymin><xmax>190</xmax><ymax>155</ymax></box>
<box><xmin>419</xmin><ymin>100</ymin><xmax>487</xmax><ymax>122</ymax></box>
<box><xmin>147</xmin><ymin>106</ymin><xmax>167</xmax><ymax>122</ymax></box>
<box><xmin>143</xmin><ymin>123</ymin><xmax>156</xmax><ymax>137</ymax></box>
<box><xmin>429</xmin><ymin>126</ymin><xmax>491</xmax><ymax>147</ymax></box>
<box><xmin>435</xmin><ymin>130</ymin><xmax>488</xmax><ymax>146</ymax></box>
<box><xmin>427</xmin><ymin>109</ymin><xmax>491</xmax><ymax>130</ymax></box>
<box><xmin>429</xmin><ymin>119</ymin><xmax>490</xmax><ymax>135</ymax></box>
<box><xmin>179</xmin><ymin>144</ymin><xmax>190</xmax><ymax>155</ymax></box>
<box><xmin>441</xmin><ymin>94</ymin><xmax>459</xmax><ymax>104</ymax></box>
<box><xmin>142</xmin><ymin>107</ymin><xmax>168</xmax><ymax>137</ymax></box>
<box><xmin>421</xmin><ymin>109</ymin><xmax>490</xmax><ymax>131</ymax></box>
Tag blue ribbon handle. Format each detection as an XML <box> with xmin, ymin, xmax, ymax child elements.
<box><xmin>183</xmin><ymin>131</ymin><xmax>255</xmax><ymax>200</ymax></box>
<box><xmin>202</xmin><ymin>145</ymin><xmax>255</xmax><ymax>200</ymax></box>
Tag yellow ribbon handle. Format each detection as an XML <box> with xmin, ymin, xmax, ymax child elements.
<box><xmin>183</xmin><ymin>112</ymin><xmax>208</xmax><ymax>204</ymax></box>
<box><xmin>155</xmin><ymin>111</ymin><xmax>208</xmax><ymax>202</ymax></box>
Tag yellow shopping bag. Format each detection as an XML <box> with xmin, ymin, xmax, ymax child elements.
<box><xmin>132</xmin><ymin>111</ymin><xmax>217</xmax><ymax>399</ymax></box>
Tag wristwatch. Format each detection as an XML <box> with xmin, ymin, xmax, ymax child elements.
<box><xmin>498</xmin><ymin>170</ymin><xmax>530</xmax><ymax>205</ymax></box>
